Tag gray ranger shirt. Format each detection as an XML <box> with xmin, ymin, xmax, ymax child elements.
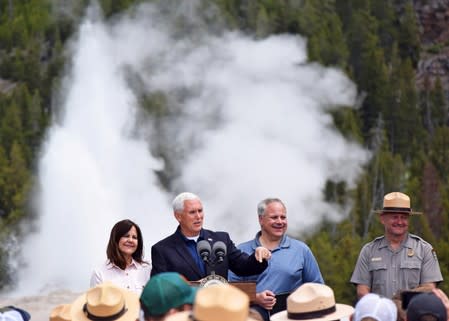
<box><xmin>350</xmin><ymin>233</ymin><xmax>443</xmax><ymax>298</ymax></box>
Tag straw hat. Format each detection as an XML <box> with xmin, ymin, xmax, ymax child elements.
<box><xmin>374</xmin><ymin>192</ymin><xmax>422</xmax><ymax>215</ymax></box>
<box><xmin>165</xmin><ymin>284</ymin><xmax>256</xmax><ymax>321</ymax></box>
<box><xmin>71</xmin><ymin>282</ymin><xmax>140</xmax><ymax>321</ymax></box>
<box><xmin>50</xmin><ymin>304</ymin><xmax>72</xmax><ymax>321</ymax></box>
<box><xmin>271</xmin><ymin>283</ymin><xmax>354</xmax><ymax>321</ymax></box>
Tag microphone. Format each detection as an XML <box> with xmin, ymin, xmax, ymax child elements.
<box><xmin>212</xmin><ymin>241</ymin><xmax>227</xmax><ymax>263</ymax></box>
<box><xmin>197</xmin><ymin>240</ymin><xmax>211</xmax><ymax>262</ymax></box>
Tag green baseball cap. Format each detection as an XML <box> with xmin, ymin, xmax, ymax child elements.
<box><xmin>140</xmin><ymin>272</ymin><xmax>198</xmax><ymax>316</ymax></box>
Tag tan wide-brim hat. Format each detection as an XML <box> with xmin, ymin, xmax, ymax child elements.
<box><xmin>164</xmin><ymin>284</ymin><xmax>257</xmax><ymax>321</ymax></box>
<box><xmin>373</xmin><ymin>192</ymin><xmax>422</xmax><ymax>215</ymax></box>
<box><xmin>71</xmin><ymin>282</ymin><xmax>140</xmax><ymax>321</ymax></box>
<box><xmin>271</xmin><ymin>283</ymin><xmax>354</xmax><ymax>321</ymax></box>
<box><xmin>50</xmin><ymin>304</ymin><xmax>72</xmax><ymax>321</ymax></box>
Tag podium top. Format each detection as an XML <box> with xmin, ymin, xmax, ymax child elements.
<box><xmin>189</xmin><ymin>280</ymin><xmax>257</xmax><ymax>303</ymax></box>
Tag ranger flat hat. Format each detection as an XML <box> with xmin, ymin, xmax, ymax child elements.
<box><xmin>50</xmin><ymin>304</ymin><xmax>72</xmax><ymax>321</ymax></box>
<box><xmin>271</xmin><ymin>283</ymin><xmax>354</xmax><ymax>321</ymax></box>
<box><xmin>72</xmin><ymin>282</ymin><xmax>139</xmax><ymax>321</ymax></box>
<box><xmin>165</xmin><ymin>284</ymin><xmax>257</xmax><ymax>321</ymax></box>
<box><xmin>374</xmin><ymin>192</ymin><xmax>422</xmax><ymax>215</ymax></box>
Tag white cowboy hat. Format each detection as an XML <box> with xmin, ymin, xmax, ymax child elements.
<box><xmin>271</xmin><ymin>283</ymin><xmax>354</xmax><ymax>321</ymax></box>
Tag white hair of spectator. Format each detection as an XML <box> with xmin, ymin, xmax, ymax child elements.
<box><xmin>354</xmin><ymin>293</ymin><xmax>397</xmax><ymax>321</ymax></box>
<box><xmin>172</xmin><ymin>192</ymin><xmax>200</xmax><ymax>212</ymax></box>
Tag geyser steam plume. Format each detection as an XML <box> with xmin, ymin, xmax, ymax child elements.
<box><xmin>15</xmin><ymin>1</ymin><xmax>369</xmax><ymax>294</ymax></box>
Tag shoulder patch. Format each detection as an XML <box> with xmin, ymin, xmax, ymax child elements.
<box><xmin>432</xmin><ymin>248</ymin><xmax>438</xmax><ymax>261</ymax></box>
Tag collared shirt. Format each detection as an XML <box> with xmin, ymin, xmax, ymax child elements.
<box><xmin>350</xmin><ymin>233</ymin><xmax>443</xmax><ymax>298</ymax></box>
<box><xmin>90</xmin><ymin>259</ymin><xmax>151</xmax><ymax>294</ymax></box>
<box><xmin>176</xmin><ymin>228</ymin><xmax>206</xmax><ymax>275</ymax></box>
<box><xmin>228</xmin><ymin>232</ymin><xmax>324</xmax><ymax>294</ymax></box>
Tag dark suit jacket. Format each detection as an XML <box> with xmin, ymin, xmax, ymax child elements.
<box><xmin>151</xmin><ymin>227</ymin><xmax>268</xmax><ymax>281</ymax></box>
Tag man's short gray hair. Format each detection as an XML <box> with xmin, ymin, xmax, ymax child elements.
<box><xmin>172</xmin><ymin>192</ymin><xmax>200</xmax><ymax>212</ymax></box>
<box><xmin>257</xmin><ymin>198</ymin><xmax>286</xmax><ymax>217</ymax></box>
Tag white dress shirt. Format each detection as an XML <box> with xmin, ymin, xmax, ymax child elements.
<box><xmin>90</xmin><ymin>259</ymin><xmax>151</xmax><ymax>294</ymax></box>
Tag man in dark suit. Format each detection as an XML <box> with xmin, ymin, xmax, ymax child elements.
<box><xmin>151</xmin><ymin>192</ymin><xmax>271</xmax><ymax>281</ymax></box>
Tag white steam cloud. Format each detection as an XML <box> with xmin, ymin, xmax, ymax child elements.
<box><xmin>15</xmin><ymin>1</ymin><xmax>369</xmax><ymax>295</ymax></box>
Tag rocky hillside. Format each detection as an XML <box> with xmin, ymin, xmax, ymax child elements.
<box><xmin>415</xmin><ymin>0</ymin><xmax>449</xmax><ymax>90</ymax></box>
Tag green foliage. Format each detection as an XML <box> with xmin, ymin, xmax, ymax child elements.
<box><xmin>420</xmin><ymin>76</ymin><xmax>447</xmax><ymax>138</ymax></box>
<box><xmin>331</xmin><ymin>108</ymin><xmax>364</xmax><ymax>143</ymax></box>
<box><xmin>307</xmin><ymin>221</ymin><xmax>363</xmax><ymax>304</ymax></box>
<box><xmin>430</xmin><ymin>127</ymin><xmax>449</xmax><ymax>181</ymax></box>
<box><xmin>301</xmin><ymin>1</ymin><xmax>349</xmax><ymax>66</ymax></box>
<box><xmin>0</xmin><ymin>100</ymin><xmax>24</xmax><ymax>154</ymax></box>
<box><xmin>397</xmin><ymin>2</ymin><xmax>420</xmax><ymax>65</ymax></box>
<box><xmin>369</xmin><ymin>1</ymin><xmax>397</xmax><ymax>60</ymax></box>
<box><xmin>0</xmin><ymin>236</ymin><xmax>13</xmax><ymax>288</ymax></box>
<box><xmin>344</xmin><ymin>8</ymin><xmax>391</xmax><ymax>134</ymax></box>
<box><xmin>99</xmin><ymin>0</ymin><xmax>142</xmax><ymax>17</ymax></box>
<box><xmin>435</xmin><ymin>240</ymin><xmax>449</xmax><ymax>294</ymax></box>
<box><xmin>426</xmin><ymin>43</ymin><xmax>444</xmax><ymax>54</ymax></box>
<box><xmin>254</xmin><ymin>6</ymin><xmax>272</xmax><ymax>38</ymax></box>
<box><xmin>213</xmin><ymin>0</ymin><xmax>240</xmax><ymax>28</ymax></box>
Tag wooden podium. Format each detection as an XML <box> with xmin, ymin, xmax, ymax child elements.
<box><xmin>190</xmin><ymin>280</ymin><xmax>257</xmax><ymax>303</ymax></box>
<box><xmin>229</xmin><ymin>281</ymin><xmax>257</xmax><ymax>302</ymax></box>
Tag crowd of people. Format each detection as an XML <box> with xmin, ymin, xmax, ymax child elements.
<box><xmin>2</xmin><ymin>191</ymin><xmax>448</xmax><ymax>321</ymax></box>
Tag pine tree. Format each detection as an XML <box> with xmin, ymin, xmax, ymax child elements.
<box><xmin>397</xmin><ymin>1</ymin><xmax>420</xmax><ymax>66</ymax></box>
<box><xmin>297</xmin><ymin>0</ymin><xmax>348</xmax><ymax>67</ymax></box>
<box><xmin>393</xmin><ymin>58</ymin><xmax>424</xmax><ymax>160</ymax></box>
<box><xmin>430</xmin><ymin>77</ymin><xmax>447</xmax><ymax>128</ymax></box>
<box><xmin>0</xmin><ymin>141</ymin><xmax>31</xmax><ymax>223</ymax></box>
<box><xmin>370</xmin><ymin>0</ymin><xmax>397</xmax><ymax>60</ymax></box>
<box><xmin>420</xmin><ymin>161</ymin><xmax>444</xmax><ymax>238</ymax></box>
<box><xmin>0</xmin><ymin>100</ymin><xmax>24</xmax><ymax>154</ymax></box>
<box><xmin>430</xmin><ymin>127</ymin><xmax>449</xmax><ymax>181</ymax></box>
<box><xmin>344</xmin><ymin>8</ymin><xmax>391</xmax><ymax>134</ymax></box>
<box><xmin>255</xmin><ymin>6</ymin><xmax>271</xmax><ymax>38</ymax></box>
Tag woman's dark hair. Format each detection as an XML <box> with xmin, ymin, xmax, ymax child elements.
<box><xmin>106</xmin><ymin>219</ymin><xmax>146</xmax><ymax>270</ymax></box>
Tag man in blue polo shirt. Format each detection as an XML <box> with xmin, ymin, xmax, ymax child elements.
<box><xmin>229</xmin><ymin>198</ymin><xmax>324</xmax><ymax>321</ymax></box>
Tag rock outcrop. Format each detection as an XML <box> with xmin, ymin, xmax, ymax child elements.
<box><xmin>414</xmin><ymin>0</ymin><xmax>449</xmax><ymax>90</ymax></box>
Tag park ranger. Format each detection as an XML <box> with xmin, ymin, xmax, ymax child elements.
<box><xmin>350</xmin><ymin>192</ymin><xmax>443</xmax><ymax>299</ymax></box>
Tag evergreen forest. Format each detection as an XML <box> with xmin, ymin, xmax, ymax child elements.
<box><xmin>1</xmin><ymin>0</ymin><xmax>449</xmax><ymax>305</ymax></box>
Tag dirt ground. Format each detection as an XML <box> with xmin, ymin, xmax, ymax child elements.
<box><xmin>0</xmin><ymin>290</ymin><xmax>80</xmax><ymax>321</ymax></box>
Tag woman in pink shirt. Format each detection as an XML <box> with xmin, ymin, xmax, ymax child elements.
<box><xmin>90</xmin><ymin>219</ymin><xmax>151</xmax><ymax>294</ymax></box>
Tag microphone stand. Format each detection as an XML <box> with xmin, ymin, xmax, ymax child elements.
<box><xmin>198</xmin><ymin>243</ymin><xmax>227</xmax><ymax>287</ymax></box>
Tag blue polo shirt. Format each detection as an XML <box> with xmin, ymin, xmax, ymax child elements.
<box><xmin>228</xmin><ymin>232</ymin><xmax>324</xmax><ymax>294</ymax></box>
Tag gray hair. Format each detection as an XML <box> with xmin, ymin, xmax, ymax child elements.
<box><xmin>172</xmin><ymin>192</ymin><xmax>201</xmax><ymax>212</ymax></box>
<box><xmin>257</xmin><ymin>198</ymin><xmax>286</xmax><ymax>217</ymax></box>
